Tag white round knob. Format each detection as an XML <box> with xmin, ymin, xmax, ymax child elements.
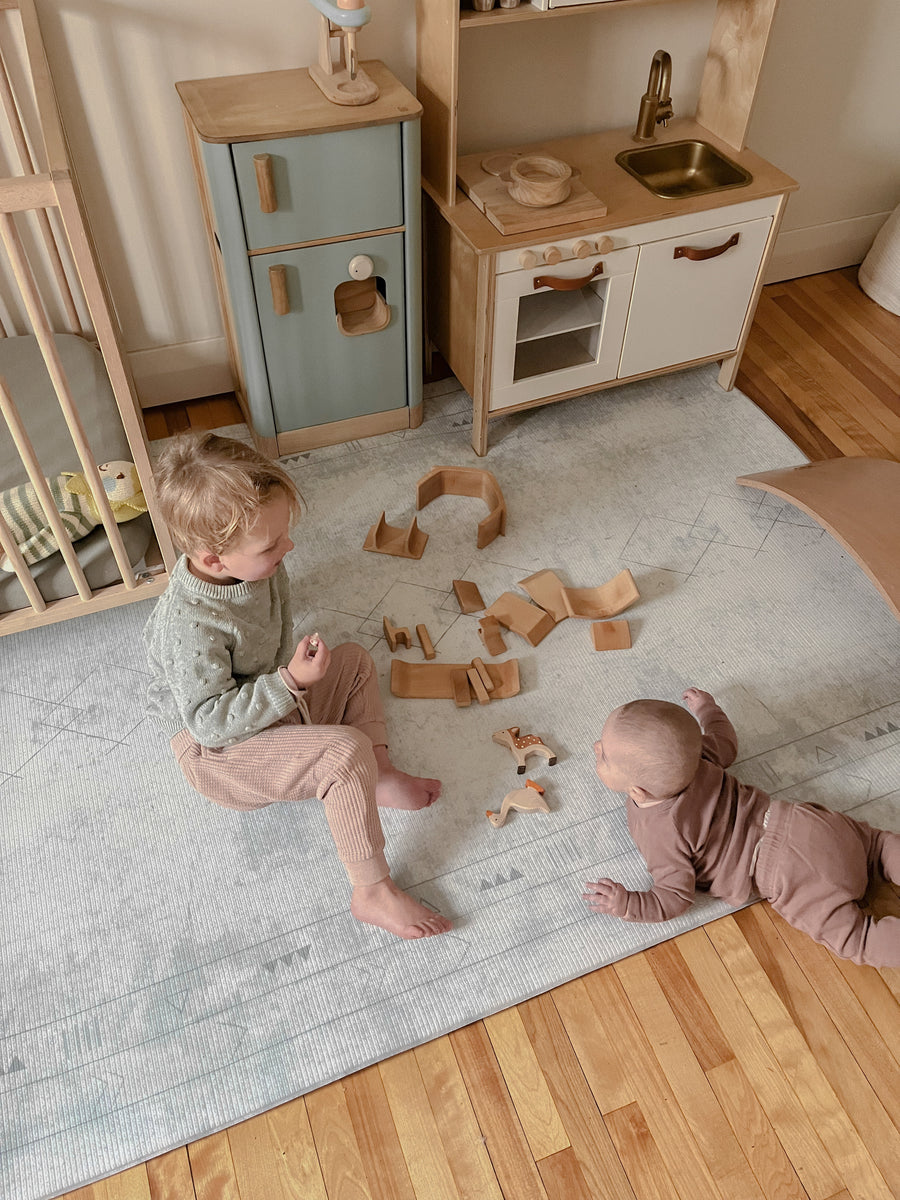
<box><xmin>348</xmin><ymin>254</ymin><xmax>374</xmax><ymax>280</ymax></box>
<box><xmin>595</xmin><ymin>236</ymin><xmax>614</xmax><ymax>254</ymax></box>
<box><xmin>543</xmin><ymin>245</ymin><xmax>562</xmax><ymax>265</ymax></box>
<box><xmin>518</xmin><ymin>250</ymin><xmax>538</xmax><ymax>269</ymax></box>
<box><xmin>572</xmin><ymin>240</ymin><xmax>593</xmax><ymax>259</ymax></box>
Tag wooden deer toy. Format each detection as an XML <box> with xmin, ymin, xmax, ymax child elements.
<box><xmin>486</xmin><ymin>780</ymin><xmax>551</xmax><ymax>828</ymax></box>
<box><xmin>492</xmin><ymin>726</ymin><xmax>558</xmax><ymax>774</ymax></box>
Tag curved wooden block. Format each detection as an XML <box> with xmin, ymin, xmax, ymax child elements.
<box><xmin>562</xmin><ymin>569</ymin><xmax>639</xmax><ymax>620</ymax></box>
<box><xmin>736</xmin><ymin>457</ymin><xmax>900</xmax><ymax>620</ymax></box>
<box><xmin>390</xmin><ymin>657</ymin><xmax>520</xmax><ymax>702</ymax></box>
<box><xmin>415</xmin><ymin>466</ymin><xmax>507</xmax><ymax>549</ymax></box>
<box><xmin>484</xmin><ymin>592</ymin><xmax>555</xmax><ymax>646</ymax></box>
<box><xmin>363</xmin><ymin>512</ymin><xmax>428</xmax><ymax>559</ymax></box>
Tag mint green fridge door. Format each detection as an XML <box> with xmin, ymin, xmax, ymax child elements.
<box><xmin>251</xmin><ymin>231</ymin><xmax>408</xmax><ymax>432</ymax></box>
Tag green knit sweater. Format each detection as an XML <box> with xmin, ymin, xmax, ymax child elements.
<box><xmin>143</xmin><ymin>555</ymin><xmax>300</xmax><ymax>747</ymax></box>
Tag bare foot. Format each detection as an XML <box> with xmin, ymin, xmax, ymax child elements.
<box><xmin>373</xmin><ymin>747</ymin><xmax>441</xmax><ymax>810</ymax></box>
<box><xmin>351</xmin><ymin>876</ymin><xmax>452</xmax><ymax>939</ymax></box>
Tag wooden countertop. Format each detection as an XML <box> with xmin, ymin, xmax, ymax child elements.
<box><xmin>176</xmin><ymin>61</ymin><xmax>422</xmax><ymax>143</ymax></box>
<box><xmin>429</xmin><ymin>118</ymin><xmax>798</xmax><ymax>254</ymax></box>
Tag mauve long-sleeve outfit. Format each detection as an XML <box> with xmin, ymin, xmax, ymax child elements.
<box><xmin>144</xmin><ymin>556</ymin><xmax>390</xmax><ymax>886</ymax></box>
<box><xmin>614</xmin><ymin>696</ymin><xmax>900</xmax><ymax>968</ymax></box>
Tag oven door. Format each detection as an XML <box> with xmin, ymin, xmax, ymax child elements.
<box><xmin>489</xmin><ymin>244</ymin><xmax>638</xmax><ymax>412</ymax></box>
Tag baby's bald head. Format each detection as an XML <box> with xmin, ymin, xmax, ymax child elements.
<box><xmin>601</xmin><ymin>699</ymin><xmax>702</xmax><ymax>801</ymax></box>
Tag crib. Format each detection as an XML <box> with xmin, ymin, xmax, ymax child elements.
<box><xmin>0</xmin><ymin>0</ymin><xmax>175</xmax><ymax>636</ymax></box>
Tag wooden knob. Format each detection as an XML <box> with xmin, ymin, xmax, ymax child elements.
<box><xmin>572</xmin><ymin>240</ymin><xmax>593</xmax><ymax>259</ymax></box>
<box><xmin>268</xmin><ymin>265</ymin><xmax>290</xmax><ymax>315</ymax></box>
<box><xmin>595</xmin><ymin>236</ymin><xmax>614</xmax><ymax>254</ymax></box>
<box><xmin>518</xmin><ymin>250</ymin><xmax>538</xmax><ymax>269</ymax></box>
<box><xmin>543</xmin><ymin>245</ymin><xmax>562</xmax><ymax>265</ymax></box>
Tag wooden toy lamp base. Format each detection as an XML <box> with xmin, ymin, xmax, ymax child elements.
<box><xmin>308</xmin><ymin>0</ymin><xmax>380</xmax><ymax>107</ymax></box>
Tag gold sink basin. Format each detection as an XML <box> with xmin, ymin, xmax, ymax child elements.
<box><xmin>615</xmin><ymin>139</ymin><xmax>752</xmax><ymax>199</ymax></box>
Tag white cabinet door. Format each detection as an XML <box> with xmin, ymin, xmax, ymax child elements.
<box><xmin>618</xmin><ymin>214</ymin><xmax>772</xmax><ymax>379</ymax></box>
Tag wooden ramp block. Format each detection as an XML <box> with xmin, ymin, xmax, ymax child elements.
<box><xmin>452</xmin><ymin>578</ymin><xmax>485</xmax><ymax>614</ymax></box>
<box><xmin>563</xmin><ymin>569</ymin><xmax>639</xmax><ymax>620</ymax></box>
<box><xmin>590</xmin><ymin>619</ymin><xmax>631</xmax><ymax>651</ymax></box>
<box><xmin>484</xmin><ymin>592</ymin><xmax>556</xmax><ymax>646</ymax></box>
<box><xmin>736</xmin><ymin>457</ymin><xmax>900</xmax><ymax>621</ymax></box>
<box><xmin>363</xmin><ymin>512</ymin><xmax>428</xmax><ymax>559</ymax></box>
<box><xmin>518</xmin><ymin>568</ymin><xmax>570</xmax><ymax>623</ymax></box>
<box><xmin>478</xmin><ymin>614</ymin><xmax>507</xmax><ymax>657</ymax></box>
<box><xmin>416</xmin><ymin>466</ymin><xmax>507</xmax><ymax>550</ymax></box>
<box><xmin>391</xmin><ymin>658</ymin><xmax>520</xmax><ymax>702</ymax></box>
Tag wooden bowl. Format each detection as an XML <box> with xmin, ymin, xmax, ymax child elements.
<box><xmin>507</xmin><ymin>155</ymin><xmax>572</xmax><ymax>207</ymax></box>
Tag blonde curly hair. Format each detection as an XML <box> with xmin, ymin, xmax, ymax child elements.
<box><xmin>152</xmin><ymin>432</ymin><xmax>301</xmax><ymax>554</ymax></box>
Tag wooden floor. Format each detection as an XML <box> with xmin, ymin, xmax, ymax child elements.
<box><xmin>67</xmin><ymin>269</ymin><xmax>900</xmax><ymax>1200</ymax></box>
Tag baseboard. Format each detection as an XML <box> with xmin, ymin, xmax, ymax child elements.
<box><xmin>129</xmin><ymin>338</ymin><xmax>233</xmax><ymax>408</ymax></box>
<box><xmin>766</xmin><ymin>211</ymin><xmax>890</xmax><ymax>283</ymax></box>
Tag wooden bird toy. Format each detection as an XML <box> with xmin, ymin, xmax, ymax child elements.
<box><xmin>492</xmin><ymin>726</ymin><xmax>558</xmax><ymax>774</ymax></box>
<box><xmin>486</xmin><ymin>780</ymin><xmax>550</xmax><ymax>828</ymax></box>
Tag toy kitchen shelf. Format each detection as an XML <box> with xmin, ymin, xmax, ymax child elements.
<box><xmin>177</xmin><ymin>61</ymin><xmax>423</xmax><ymax>457</ymax></box>
<box><xmin>416</xmin><ymin>0</ymin><xmax>797</xmax><ymax>455</ymax></box>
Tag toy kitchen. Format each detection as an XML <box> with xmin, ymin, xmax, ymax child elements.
<box><xmin>417</xmin><ymin>0</ymin><xmax>798</xmax><ymax>455</ymax></box>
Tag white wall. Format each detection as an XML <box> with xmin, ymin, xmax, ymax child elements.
<box><xmin>29</xmin><ymin>0</ymin><xmax>900</xmax><ymax>405</ymax></box>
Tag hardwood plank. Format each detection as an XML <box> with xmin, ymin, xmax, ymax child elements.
<box><xmin>518</xmin><ymin>991</ymin><xmax>636</xmax><ymax>1200</ymax></box>
<box><xmin>483</xmin><ymin>1006</ymin><xmax>569</xmax><ymax>1162</ymax></box>
<box><xmin>706</xmin><ymin>1057</ymin><xmax>808</xmax><ymax>1200</ymax></box>
<box><xmin>187</xmin><ymin>1132</ymin><xmax>242</xmax><ymax>1200</ymax></box>
<box><xmin>535</xmin><ymin>1146</ymin><xmax>595</xmax><ymax>1200</ymax></box>
<box><xmin>141</xmin><ymin>407</ymin><xmax>170</xmax><ymax>442</ymax></box>
<box><xmin>449</xmin><ymin>1022</ymin><xmax>549</xmax><ymax>1200</ymax></box>
<box><xmin>676</xmin><ymin>924</ymin><xmax>843</xmax><ymax>1200</ymax></box>
<box><xmin>736</xmin><ymin>346</ymin><xmax>843</xmax><ymax>463</ymax></box>
<box><xmin>145</xmin><ymin>1148</ymin><xmax>196</xmax><ymax>1199</ymax></box>
<box><xmin>227</xmin><ymin>1098</ymin><xmax>328</xmax><ymax>1200</ymax></box>
<box><xmin>829</xmin><ymin>271</ymin><xmax>900</xmax><ymax>356</ymax></box>
<box><xmin>604</xmin><ymin>1101</ymin><xmax>680</xmax><ymax>1200</ymax></box>
<box><xmin>615</xmin><ymin>951</ymin><xmax>764</xmax><ymax>1199</ymax></box>
<box><xmin>305</xmin><ymin>1080</ymin><xmax>372</xmax><ymax>1200</ymax></box>
<box><xmin>583</xmin><ymin>967</ymin><xmax>721</xmax><ymax>1200</ymax></box>
<box><xmin>550</xmin><ymin>977</ymin><xmax>635</xmax><ymax>1113</ymax></box>
<box><xmin>645</xmin><ymin>940</ymin><xmax>734</xmax><ymax>1071</ymax></box>
<box><xmin>343</xmin><ymin>1064</ymin><xmax>416</xmax><ymax>1200</ymax></box>
<box><xmin>413</xmin><ymin>1037</ymin><xmax>504</xmax><ymax>1200</ymax></box>
<box><xmin>792</xmin><ymin>276</ymin><xmax>900</xmax><ymax>388</ymax></box>
<box><xmin>378</xmin><ymin>1049</ymin><xmax>460</xmax><ymax>1200</ymax></box>
<box><xmin>706</xmin><ymin>917</ymin><xmax>894</xmax><ymax>1200</ymax></box>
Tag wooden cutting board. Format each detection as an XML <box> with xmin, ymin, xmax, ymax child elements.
<box><xmin>457</xmin><ymin>148</ymin><xmax>607</xmax><ymax>236</ymax></box>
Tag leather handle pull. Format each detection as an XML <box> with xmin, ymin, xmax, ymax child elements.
<box><xmin>253</xmin><ymin>153</ymin><xmax>278</xmax><ymax>213</ymax></box>
<box><xmin>269</xmin><ymin>265</ymin><xmax>289</xmax><ymax>315</ymax></box>
<box><xmin>533</xmin><ymin>262</ymin><xmax>604</xmax><ymax>291</ymax></box>
<box><xmin>673</xmin><ymin>232</ymin><xmax>740</xmax><ymax>261</ymax></box>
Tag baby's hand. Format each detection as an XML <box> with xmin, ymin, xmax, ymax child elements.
<box><xmin>582</xmin><ymin>879</ymin><xmax>628</xmax><ymax>917</ymax></box>
<box><xmin>287</xmin><ymin>635</ymin><xmax>331</xmax><ymax>687</ymax></box>
<box><xmin>683</xmin><ymin>687</ymin><xmax>716</xmax><ymax>713</ymax></box>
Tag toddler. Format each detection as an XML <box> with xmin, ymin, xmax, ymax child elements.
<box><xmin>144</xmin><ymin>432</ymin><xmax>450</xmax><ymax>940</ymax></box>
<box><xmin>583</xmin><ymin>688</ymin><xmax>900</xmax><ymax>967</ymax></box>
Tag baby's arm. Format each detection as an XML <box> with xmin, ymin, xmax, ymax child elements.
<box><xmin>584</xmin><ymin>814</ymin><xmax>697</xmax><ymax>923</ymax></box>
<box><xmin>683</xmin><ymin>687</ymin><xmax>738</xmax><ymax>769</ymax></box>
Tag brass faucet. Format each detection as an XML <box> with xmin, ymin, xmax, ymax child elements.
<box><xmin>632</xmin><ymin>49</ymin><xmax>673</xmax><ymax>143</ymax></box>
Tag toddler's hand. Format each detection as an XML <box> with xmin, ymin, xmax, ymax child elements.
<box><xmin>582</xmin><ymin>879</ymin><xmax>628</xmax><ymax>917</ymax></box>
<box><xmin>683</xmin><ymin>687</ymin><xmax>716</xmax><ymax>713</ymax></box>
<box><xmin>287</xmin><ymin>635</ymin><xmax>331</xmax><ymax>687</ymax></box>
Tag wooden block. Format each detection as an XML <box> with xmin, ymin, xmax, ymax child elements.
<box><xmin>452</xmin><ymin>578</ymin><xmax>485</xmax><ymax>614</ymax></box>
<box><xmin>391</xmin><ymin>658</ymin><xmax>520</xmax><ymax>701</ymax></box>
<box><xmin>563</xmin><ymin>569</ymin><xmax>640</xmax><ymax>620</ymax></box>
<box><xmin>478</xmin><ymin>614</ymin><xmax>507</xmax><ymax>657</ymax></box>
<box><xmin>451</xmin><ymin>670</ymin><xmax>472</xmax><ymax>708</ymax></box>
<box><xmin>364</xmin><ymin>512</ymin><xmax>428</xmax><ymax>559</ymax></box>
<box><xmin>467</xmin><ymin>667</ymin><xmax>491</xmax><ymax>705</ymax></box>
<box><xmin>416</xmin><ymin>623</ymin><xmax>436</xmax><ymax>660</ymax></box>
<box><xmin>590</xmin><ymin>620</ymin><xmax>631</xmax><ymax>651</ymax></box>
<box><xmin>471</xmin><ymin>656</ymin><xmax>494</xmax><ymax>691</ymax></box>
<box><xmin>383</xmin><ymin>615</ymin><xmax>412</xmax><ymax>652</ymax></box>
<box><xmin>484</xmin><ymin>592</ymin><xmax>556</xmax><ymax>646</ymax></box>
<box><xmin>518</xmin><ymin>568</ymin><xmax>570</xmax><ymax>623</ymax></box>
<box><xmin>416</xmin><ymin>466</ymin><xmax>507</xmax><ymax>550</ymax></box>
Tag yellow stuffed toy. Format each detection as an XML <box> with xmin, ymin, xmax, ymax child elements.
<box><xmin>0</xmin><ymin>460</ymin><xmax>147</xmax><ymax>573</ymax></box>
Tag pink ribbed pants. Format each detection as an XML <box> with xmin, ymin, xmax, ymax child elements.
<box><xmin>170</xmin><ymin>643</ymin><xmax>390</xmax><ymax>886</ymax></box>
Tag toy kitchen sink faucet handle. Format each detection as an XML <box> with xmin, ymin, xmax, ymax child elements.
<box><xmin>307</xmin><ymin>0</ymin><xmax>379</xmax><ymax>106</ymax></box>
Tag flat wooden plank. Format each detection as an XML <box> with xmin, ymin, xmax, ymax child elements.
<box><xmin>187</xmin><ymin>1131</ymin><xmax>241</xmax><ymax>1200</ymax></box>
<box><xmin>551</xmin><ymin>978</ymin><xmax>635</xmax><ymax>1113</ymax></box>
<box><xmin>227</xmin><ymin>1099</ymin><xmax>327</xmax><ymax>1200</ymax></box>
<box><xmin>305</xmin><ymin>1080</ymin><xmax>370</xmax><ymax>1200</ymax></box>
<box><xmin>736</xmin><ymin>457</ymin><xmax>900</xmax><ymax>620</ymax></box>
<box><xmin>737</xmin><ymin>343</ymin><xmax>844</xmax><ymax>462</ymax></box>
<box><xmin>696</xmin><ymin>0</ymin><xmax>780</xmax><ymax>149</ymax></box>
<box><xmin>604</xmin><ymin>1102</ymin><xmax>679</xmax><ymax>1200</ymax></box>
<box><xmin>645</xmin><ymin>940</ymin><xmax>734</xmax><ymax>1071</ymax></box>
<box><xmin>536</xmin><ymin>1147</ymin><xmax>598</xmax><ymax>1200</ymax></box>
<box><xmin>344</xmin><ymin>1063</ymin><xmax>417</xmax><ymax>1200</ymax></box>
<box><xmin>379</xmin><ymin>1049</ymin><xmax>461</xmax><ymax>1200</ymax></box>
<box><xmin>484</xmin><ymin>1007</ymin><xmax>569</xmax><ymax>1162</ymax></box>
<box><xmin>414</xmin><ymin>1036</ymin><xmax>504</xmax><ymax>1200</ymax></box>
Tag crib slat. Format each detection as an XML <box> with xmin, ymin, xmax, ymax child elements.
<box><xmin>0</xmin><ymin>210</ymin><xmax>138</xmax><ymax>590</ymax></box>
<box><xmin>0</xmin><ymin>504</ymin><xmax>47</xmax><ymax>611</ymax></box>
<box><xmin>0</xmin><ymin>374</ymin><xmax>92</xmax><ymax>600</ymax></box>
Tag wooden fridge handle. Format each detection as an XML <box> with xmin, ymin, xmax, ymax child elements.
<box><xmin>269</xmin><ymin>265</ymin><xmax>290</xmax><ymax>315</ymax></box>
<box><xmin>533</xmin><ymin>262</ymin><xmax>604</xmax><ymax>291</ymax></box>
<box><xmin>673</xmin><ymin>232</ymin><xmax>740</xmax><ymax>261</ymax></box>
<box><xmin>253</xmin><ymin>153</ymin><xmax>278</xmax><ymax>213</ymax></box>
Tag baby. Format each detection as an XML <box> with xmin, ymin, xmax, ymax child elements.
<box><xmin>584</xmin><ymin>688</ymin><xmax>900</xmax><ymax>967</ymax></box>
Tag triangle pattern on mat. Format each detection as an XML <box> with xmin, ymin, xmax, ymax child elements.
<box><xmin>263</xmin><ymin>947</ymin><xmax>311</xmax><ymax>974</ymax></box>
